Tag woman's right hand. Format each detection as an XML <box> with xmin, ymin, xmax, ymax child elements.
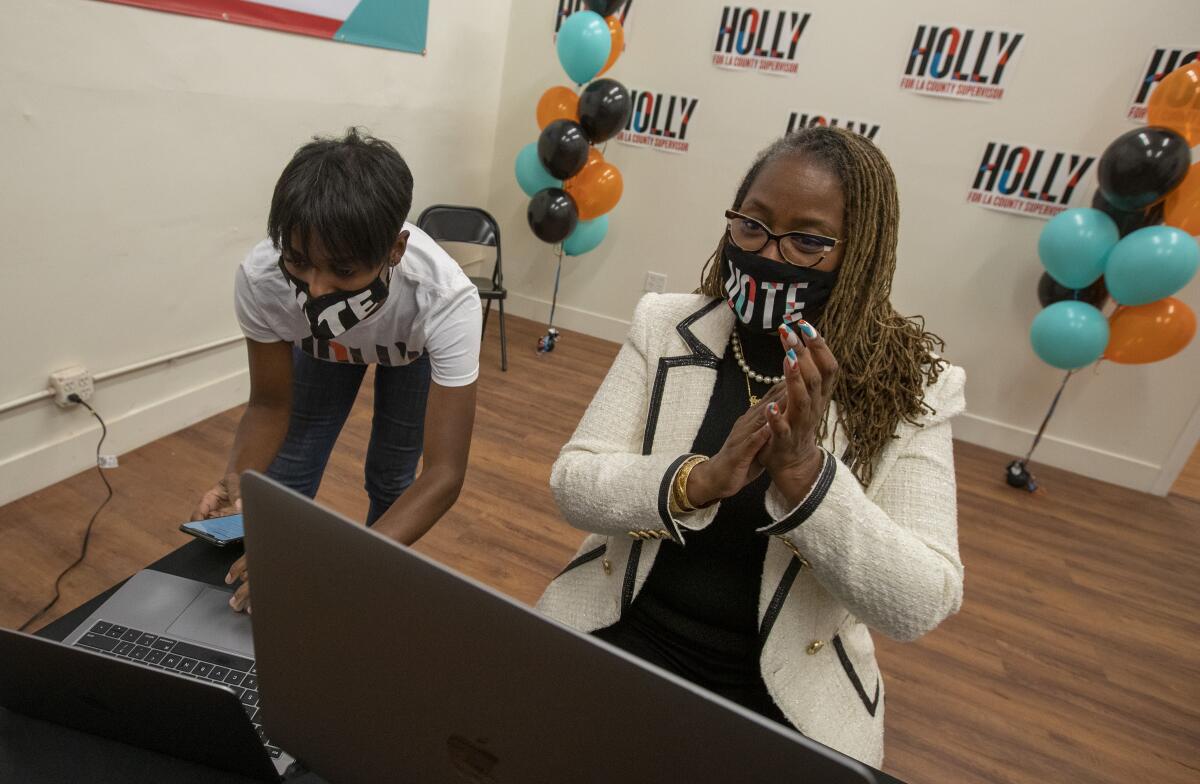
<box><xmin>685</xmin><ymin>383</ymin><xmax>787</xmax><ymax>508</ymax></box>
<box><xmin>191</xmin><ymin>472</ymin><xmax>242</xmax><ymax>521</ymax></box>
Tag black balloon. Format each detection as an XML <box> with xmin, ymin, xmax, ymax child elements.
<box><xmin>578</xmin><ymin>78</ymin><xmax>633</xmax><ymax>144</ymax></box>
<box><xmin>527</xmin><ymin>188</ymin><xmax>579</xmax><ymax>244</ymax></box>
<box><xmin>1037</xmin><ymin>271</ymin><xmax>1108</xmax><ymax>309</ymax></box>
<box><xmin>1096</xmin><ymin>126</ymin><xmax>1190</xmax><ymax>211</ymax></box>
<box><xmin>1091</xmin><ymin>190</ymin><xmax>1164</xmax><ymax>237</ymax></box>
<box><xmin>585</xmin><ymin>0</ymin><xmax>624</xmax><ymax>15</ymax></box>
<box><xmin>538</xmin><ymin>119</ymin><xmax>590</xmax><ymax>180</ymax></box>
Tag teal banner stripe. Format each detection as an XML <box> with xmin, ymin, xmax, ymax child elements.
<box><xmin>335</xmin><ymin>0</ymin><xmax>429</xmax><ymax>54</ymax></box>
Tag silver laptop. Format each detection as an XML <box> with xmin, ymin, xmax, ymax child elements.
<box><xmin>240</xmin><ymin>471</ymin><xmax>877</xmax><ymax>784</ymax></box>
<box><xmin>0</xmin><ymin>625</ymin><xmax>281</xmax><ymax>782</ymax></box>
<box><xmin>58</xmin><ymin>567</ymin><xmax>294</xmax><ymax>776</ymax></box>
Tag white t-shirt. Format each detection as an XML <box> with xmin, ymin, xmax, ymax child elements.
<box><xmin>234</xmin><ymin>223</ymin><xmax>482</xmax><ymax>387</ymax></box>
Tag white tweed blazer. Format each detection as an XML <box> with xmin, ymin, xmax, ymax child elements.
<box><xmin>536</xmin><ymin>293</ymin><xmax>966</xmax><ymax>768</ymax></box>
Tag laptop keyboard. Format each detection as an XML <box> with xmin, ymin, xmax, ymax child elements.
<box><xmin>73</xmin><ymin>620</ymin><xmax>283</xmax><ymax>759</ymax></box>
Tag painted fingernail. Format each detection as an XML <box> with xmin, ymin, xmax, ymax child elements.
<box><xmin>786</xmin><ymin>348</ymin><xmax>798</xmax><ymax>367</ymax></box>
<box><xmin>768</xmin><ymin>402</ymin><xmax>779</xmax><ymax>415</ymax></box>
<box><xmin>797</xmin><ymin>320</ymin><xmax>818</xmax><ymax>340</ymax></box>
<box><xmin>778</xmin><ymin>323</ymin><xmax>800</xmax><ymax>347</ymax></box>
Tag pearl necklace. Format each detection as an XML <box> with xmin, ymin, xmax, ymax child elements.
<box><xmin>731</xmin><ymin>330</ymin><xmax>784</xmax><ymax>385</ymax></box>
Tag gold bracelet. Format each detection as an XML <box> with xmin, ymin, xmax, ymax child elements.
<box><xmin>672</xmin><ymin>455</ymin><xmax>710</xmax><ymax>514</ymax></box>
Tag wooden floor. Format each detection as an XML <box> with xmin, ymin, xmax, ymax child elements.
<box><xmin>1171</xmin><ymin>442</ymin><xmax>1200</xmax><ymax>503</ymax></box>
<box><xmin>2</xmin><ymin>314</ymin><xmax>1197</xmax><ymax>783</ymax></box>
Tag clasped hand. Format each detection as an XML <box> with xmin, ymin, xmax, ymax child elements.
<box><xmin>685</xmin><ymin>320</ymin><xmax>838</xmax><ymax>508</ymax></box>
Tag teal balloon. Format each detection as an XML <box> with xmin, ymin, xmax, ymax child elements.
<box><xmin>515</xmin><ymin>143</ymin><xmax>561</xmax><ymax>198</ymax></box>
<box><xmin>563</xmin><ymin>215</ymin><xmax>609</xmax><ymax>256</ymax></box>
<box><xmin>1029</xmin><ymin>301</ymin><xmax>1110</xmax><ymax>370</ymax></box>
<box><xmin>1104</xmin><ymin>225</ymin><xmax>1200</xmax><ymax>306</ymax></box>
<box><xmin>556</xmin><ymin>11</ymin><xmax>611</xmax><ymax>85</ymax></box>
<box><xmin>1037</xmin><ymin>208</ymin><xmax>1119</xmax><ymax>289</ymax></box>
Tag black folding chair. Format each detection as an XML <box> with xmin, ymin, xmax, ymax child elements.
<box><xmin>416</xmin><ymin>205</ymin><xmax>508</xmax><ymax>372</ymax></box>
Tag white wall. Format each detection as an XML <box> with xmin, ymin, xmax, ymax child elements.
<box><xmin>0</xmin><ymin>0</ymin><xmax>512</xmax><ymax>506</ymax></box>
<box><xmin>3</xmin><ymin>0</ymin><xmax>1197</xmax><ymax>505</ymax></box>
<box><xmin>487</xmin><ymin>0</ymin><xmax>1200</xmax><ymax>494</ymax></box>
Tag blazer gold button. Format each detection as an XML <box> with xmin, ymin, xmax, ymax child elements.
<box><xmin>806</xmin><ymin>641</ymin><xmax>825</xmax><ymax>655</ymax></box>
<box><xmin>602</xmin><ymin>559</ymin><xmax>612</xmax><ymax>575</ymax></box>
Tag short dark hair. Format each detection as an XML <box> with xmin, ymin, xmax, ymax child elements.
<box><xmin>268</xmin><ymin>127</ymin><xmax>414</xmax><ymax>269</ymax></box>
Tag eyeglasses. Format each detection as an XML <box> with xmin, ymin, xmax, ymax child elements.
<box><xmin>724</xmin><ymin>209</ymin><xmax>840</xmax><ymax>267</ymax></box>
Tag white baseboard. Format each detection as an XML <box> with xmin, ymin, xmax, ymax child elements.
<box><xmin>1150</xmin><ymin>400</ymin><xmax>1200</xmax><ymax>496</ymax></box>
<box><xmin>952</xmin><ymin>412</ymin><xmax>1163</xmax><ymax>495</ymax></box>
<box><xmin>503</xmin><ymin>291</ymin><xmax>632</xmax><ymax>344</ymax></box>
<box><xmin>0</xmin><ymin>369</ymin><xmax>249</xmax><ymax>507</ymax></box>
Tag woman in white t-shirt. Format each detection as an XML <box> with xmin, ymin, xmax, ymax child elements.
<box><xmin>191</xmin><ymin>129</ymin><xmax>482</xmax><ymax>613</ymax></box>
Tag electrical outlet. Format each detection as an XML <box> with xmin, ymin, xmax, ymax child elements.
<box><xmin>49</xmin><ymin>366</ymin><xmax>93</xmax><ymax>407</ymax></box>
<box><xmin>644</xmin><ymin>271</ymin><xmax>667</xmax><ymax>294</ymax></box>
<box><xmin>98</xmin><ymin>455</ymin><xmax>119</xmax><ymax>469</ymax></box>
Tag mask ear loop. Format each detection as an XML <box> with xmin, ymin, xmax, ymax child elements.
<box><xmin>383</xmin><ymin>252</ymin><xmax>400</xmax><ymax>286</ymax></box>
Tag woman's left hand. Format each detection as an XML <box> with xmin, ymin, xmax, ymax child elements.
<box><xmin>759</xmin><ymin>321</ymin><xmax>839</xmax><ymax>502</ymax></box>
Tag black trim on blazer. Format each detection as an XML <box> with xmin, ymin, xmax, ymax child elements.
<box><xmin>758</xmin><ymin>450</ymin><xmax>837</xmax><ymax>536</ymax></box>
<box><xmin>626</xmin><ymin>300</ymin><xmax>724</xmax><ymax>617</ymax></box>
<box><xmin>833</xmin><ymin>634</ymin><xmax>881</xmax><ymax>717</ymax></box>
<box><xmin>555</xmin><ymin>544</ymin><xmax>607</xmax><ymax>579</ymax></box>
<box><xmin>655</xmin><ymin>454</ymin><xmax>696</xmax><ymax>545</ymax></box>
<box><xmin>758</xmin><ymin>556</ymin><xmax>803</xmax><ymax>645</ymax></box>
<box><xmin>640</xmin><ymin>299</ymin><xmax>725</xmax><ymax>456</ymax></box>
<box><xmin>621</xmin><ymin>539</ymin><xmax>643</xmax><ymax>612</ymax></box>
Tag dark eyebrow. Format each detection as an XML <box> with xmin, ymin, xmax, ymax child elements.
<box><xmin>743</xmin><ymin>197</ymin><xmax>838</xmax><ymax>238</ymax></box>
<box><xmin>740</xmin><ymin>197</ymin><xmax>776</xmax><ymax>226</ymax></box>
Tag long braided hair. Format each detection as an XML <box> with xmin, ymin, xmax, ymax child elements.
<box><xmin>700</xmin><ymin>127</ymin><xmax>946</xmax><ymax>485</ymax></box>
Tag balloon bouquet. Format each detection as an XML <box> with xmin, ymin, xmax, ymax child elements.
<box><xmin>514</xmin><ymin>1</ymin><xmax>633</xmax><ymax>353</ymax></box>
<box><xmin>1009</xmin><ymin>62</ymin><xmax>1200</xmax><ymax>491</ymax></box>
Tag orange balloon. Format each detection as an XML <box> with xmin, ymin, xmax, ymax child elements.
<box><xmin>1147</xmin><ymin>61</ymin><xmax>1200</xmax><ymax>146</ymax></box>
<box><xmin>597</xmin><ymin>15</ymin><xmax>625</xmax><ymax>77</ymax></box>
<box><xmin>1164</xmin><ymin>161</ymin><xmax>1200</xmax><ymax>235</ymax></box>
<box><xmin>577</xmin><ymin>146</ymin><xmax>604</xmax><ymax>170</ymax></box>
<box><xmin>1105</xmin><ymin>298</ymin><xmax>1196</xmax><ymax>364</ymax></box>
<box><xmin>566</xmin><ymin>149</ymin><xmax>623</xmax><ymax>220</ymax></box>
<box><xmin>537</xmin><ymin>86</ymin><xmax>578</xmax><ymax>129</ymax></box>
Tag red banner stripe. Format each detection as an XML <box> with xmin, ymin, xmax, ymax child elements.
<box><xmin>101</xmin><ymin>1</ymin><xmax>344</xmax><ymax>39</ymax></box>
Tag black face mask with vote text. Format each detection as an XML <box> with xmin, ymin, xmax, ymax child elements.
<box><xmin>721</xmin><ymin>241</ymin><xmax>839</xmax><ymax>333</ymax></box>
<box><xmin>279</xmin><ymin>259</ymin><xmax>390</xmax><ymax>340</ymax></box>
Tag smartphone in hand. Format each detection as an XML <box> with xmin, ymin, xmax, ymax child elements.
<box><xmin>179</xmin><ymin>514</ymin><xmax>244</xmax><ymax>547</ymax></box>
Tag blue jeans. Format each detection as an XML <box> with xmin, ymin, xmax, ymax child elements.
<box><xmin>266</xmin><ymin>348</ymin><xmax>431</xmax><ymax>525</ymax></box>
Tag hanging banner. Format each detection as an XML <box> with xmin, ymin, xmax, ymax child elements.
<box><xmin>97</xmin><ymin>0</ymin><xmax>429</xmax><ymax>53</ymax></box>
<box><xmin>615</xmin><ymin>89</ymin><xmax>699</xmax><ymax>154</ymax></box>
<box><xmin>966</xmin><ymin>141</ymin><xmax>1095</xmax><ymax>220</ymax></box>
<box><xmin>899</xmin><ymin>23</ymin><xmax>1024</xmax><ymax>102</ymax></box>
<box><xmin>1127</xmin><ymin>46</ymin><xmax>1199</xmax><ymax>122</ymax></box>
<box><xmin>711</xmin><ymin>6</ymin><xmax>812</xmax><ymax>76</ymax></box>
<box><xmin>786</xmin><ymin>111</ymin><xmax>880</xmax><ymax>140</ymax></box>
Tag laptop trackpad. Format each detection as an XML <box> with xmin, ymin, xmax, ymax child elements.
<box><xmin>164</xmin><ymin>588</ymin><xmax>254</xmax><ymax>657</ymax></box>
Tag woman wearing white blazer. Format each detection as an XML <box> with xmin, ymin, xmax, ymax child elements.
<box><xmin>537</xmin><ymin>127</ymin><xmax>966</xmax><ymax>768</ymax></box>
